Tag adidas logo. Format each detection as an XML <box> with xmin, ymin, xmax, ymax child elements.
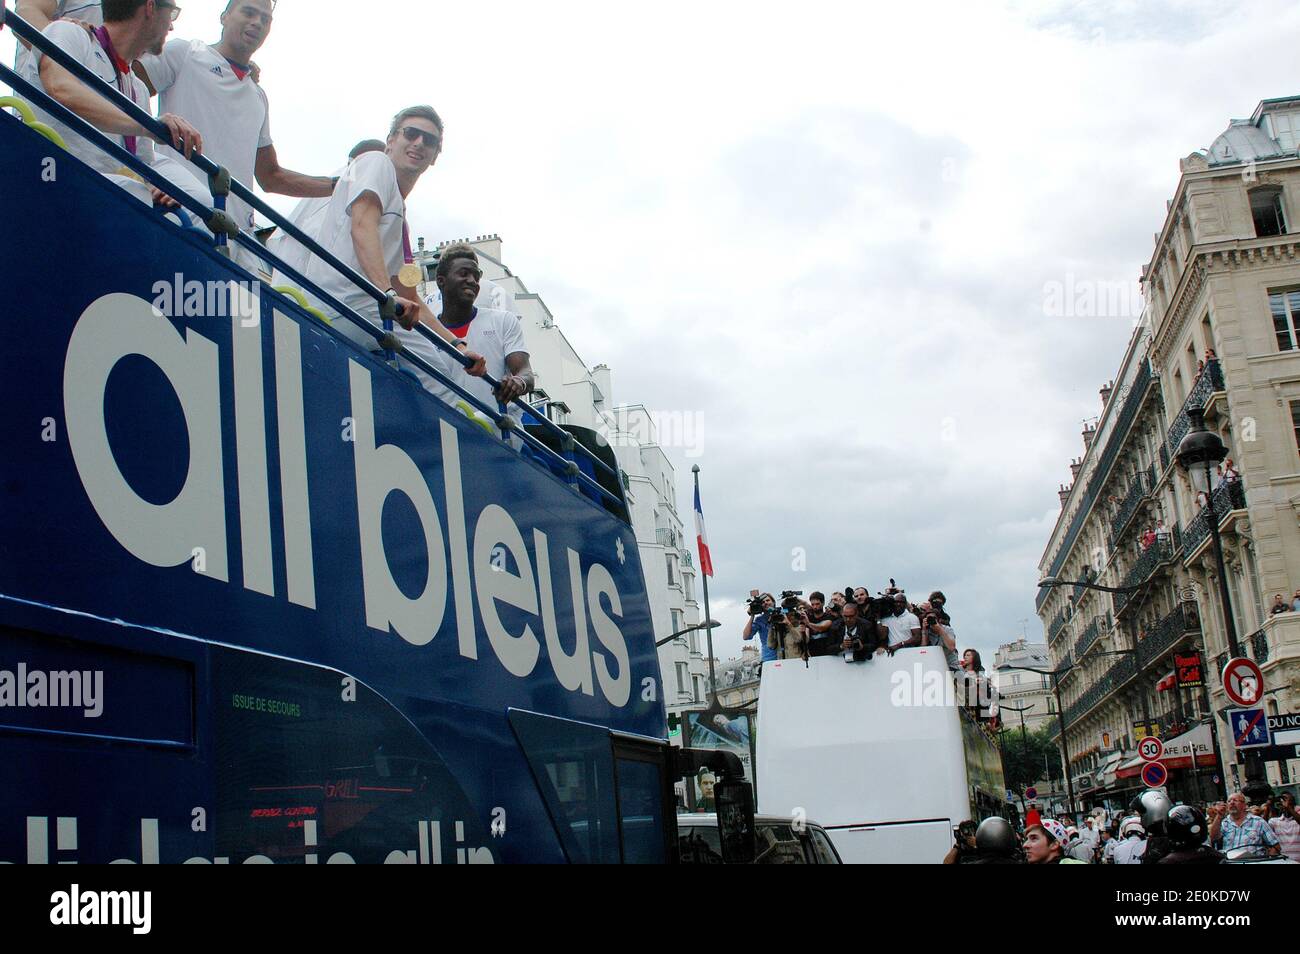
<box><xmin>210</xmin><ymin>65</ymin><xmax>223</xmax><ymax>76</ymax></box>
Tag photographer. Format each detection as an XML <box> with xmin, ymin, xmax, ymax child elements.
<box><xmin>831</xmin><ymin>600</ymin><xmax>884</xmax><ymax>662</ymax></box>
<box><xmin>919</xmin><ymin>601</ymin><xmax>959</xmax><ymax>670</ymax></box>
<box><xmin>801</xmin><ymin>592</ymin><xmax>839</xmax><ymax>658</ymax></box>
<box><xmin>742</xmin><ymin>592</ymin><xmax>778</xmax><ymax>663</ymax></box>
<box><xmin>767</xmin><ymin>595</ymin><xmax>807</xmax><ymax>660</ymax></box>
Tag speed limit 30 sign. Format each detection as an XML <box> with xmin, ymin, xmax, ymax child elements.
<box><xmin>1138</xmin><ymin>736</ymin><xmax>1164</xmax><ymax>762</ymax></box>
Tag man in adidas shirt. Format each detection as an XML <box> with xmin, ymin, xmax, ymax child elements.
<box><xmin>136</xmin><ymin>0</ymin><xmax>334</xmax><ymax>264</ymax></box>
<box><xmin>427</xmin><ymin>243</ymin><xmax>534</xmax><ymax>430</ymax></box>
<box><xmin>305</xmin><ymin>106</ymin><xmax>486</xmax><ymax>386</ymax></box>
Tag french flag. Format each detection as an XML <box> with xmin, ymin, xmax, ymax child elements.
<box><xmin>694</xmin><ymin>484</ymin><xmax>714</xmax><ymax>578</ymax></box>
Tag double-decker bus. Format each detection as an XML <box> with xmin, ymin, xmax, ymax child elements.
<box><xmin>755</xmin><ymin>647</ymin><xmax>1006</xmax><ymax>864</ymax></box>
<box><xmin>0</xmin><ymin>8</ymin><xmax>753</xmax><ymax>864</ymax></box>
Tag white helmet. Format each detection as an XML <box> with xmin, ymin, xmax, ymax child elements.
<box><xmin>1120</xmin><ymin>816</ymin><xmax>1145</xmax><ymax>838</ymax></box>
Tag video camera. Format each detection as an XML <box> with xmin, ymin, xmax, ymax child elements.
<box><xmin>843</xmin><ymin>582</ymin><xmax>897</xmax><ymax>621</ymax></box>
<box><xmin>747</xmin><ymin>590</ymin><xmax>803</xmax><ymax>624</ymax></box>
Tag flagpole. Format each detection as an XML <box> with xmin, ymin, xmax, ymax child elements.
<box><xmin>692</xmin><ymin>464</ymin><xmax>717</xmax><ymax>704</ymax></box>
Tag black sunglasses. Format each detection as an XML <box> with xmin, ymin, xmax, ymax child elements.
<box><xmin>399</xmin><ymin>126</ymin><xmax>441</xmax><ymax>150</ymax></box>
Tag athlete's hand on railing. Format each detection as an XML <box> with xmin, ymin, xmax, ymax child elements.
<box><xmin>495</xmin><ymin>374</ymin><xmax>529</xmax><ymax>402</ymax></box>
<box><xmin>157</xmin><ymin>112</ymin><xmax>202</xmax><ymax>159</ymax></box>
<box><xmin>149</xmin><ymin>185</ymin><xmax>181</xmax><ymax>209</ymax></box>
<box><xmin>462</xmin><ymin>349</ymin><xmax>487</xmax><ymax>377</ymax></box>
<box><xmin>390</xmin><ymin>295</ymin><xmax>424</xmax><ymax>330</ymax></box>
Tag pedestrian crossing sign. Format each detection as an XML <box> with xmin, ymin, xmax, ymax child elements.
<box><xmin>1228</xmin><ymin>708</ymin><xmax>1271</xmax><ymax>749</ymax></box>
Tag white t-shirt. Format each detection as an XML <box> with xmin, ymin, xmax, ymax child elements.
<box><xmin>24</xmin><ymin>21</ymin><xmax>158</xmax><ymax>176</ymax></box>
<box><xmin>23</xmin><ymin>22</ymin><xmax>210</xmax><ymax>213</ymax></box>
<box><xmin>138</xmin><ymin>39</ymin><xmax>272</xmax><ymax>233</ymax></box>
<box><xmin>268</xmin><ymin>188</ymin><xmax>336</xmax><ymax>280</ymax></box>
<box><xmin>426</xmin><ymin>307</ymin><xmax>528</xmax><ymax>430</ymax></box>
<box><xmin>13</xmin><ymin>1</ymin><xmax>102</xmax><ymax>75</ymax></box>
<box><xmin>306</xmin><ymin>151</ymin><xmax>404</xmax><ymax>322</ymax></box>
<box><xmin>885</xmin><ymin>610</ymin><xmax>921</xmax><ymax>648</ymax></box>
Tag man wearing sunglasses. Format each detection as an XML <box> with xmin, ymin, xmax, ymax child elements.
<box><xmin>306</xmin><ymin>106</ymin><xmax>486</xmax><ymax>386</ymax></box>
<box><xmin>135</xmin><ymin>1</ymin><xmax>334</xmax><ymax>266</ymax></box>
<box><xmin>24</xmin><ymin>0</ymin><xmax>210</xmax><ymax>211</ymax></box>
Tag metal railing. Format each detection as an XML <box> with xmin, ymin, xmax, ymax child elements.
<box><xmin>0</xmin><ymin>7</ymin><xmax>627</xmax><ymax>516</ymax></box>
<box><xmin>1108</xmin><ymin>467</ymin><xmax>1153</xmax><ymax>547</ymax></box>
<box><xmin>1180</xmin><ymin>478</ymin><xmax>1247</xmax><ymax>559</ymax></box>
<box><xmin>1250</xmin><ymin>628</ymin><xmax>1271</xmax><ymax>664</ymax></box>
<box><xmin>1112</xmin><ymin>529</ymin><xmax>1179</xmax><ymax>614</ymax></box>
<box><xmin>655</xmin><ymin>528</ymin><xmax>679</xmax><ymax>548</ymax></box>
<box><xmin>1073</xmin><ymin>615</ymin><xmax>1108</xmax><ymax>660</ymax></box>
<box><xmin>1165</xmin><ymin>360</ymin><xmax>1225</xmax><ymax>464</ymax></box>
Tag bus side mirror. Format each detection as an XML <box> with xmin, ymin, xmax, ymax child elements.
<box><xmin>715</xmin><ymin>779</ymin><xmax>756</xmax><ymax>864</ymax></box>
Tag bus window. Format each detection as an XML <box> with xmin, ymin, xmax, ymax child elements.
<box><xmin>809</xmin><ymin>827</ymin><xmax>840</xmax><ymax>864</ymax></box>
<box><xmin>678</xmin><ymin>826</ymin><xmax>724</xmax><ymax>863</ymax></box>
<box><xmin>754</xmin><ymin>824</ymin><xmax>808</xmax><ymax>864</ymax></box>
<box><xmin>509</xmin><ymin>710</ymin><xmax>619</xmax><ymax>863</ymax></box>
<box><xmin>615</xmin><ymin>757</ymin><xmax>667</xmax><ymax>863</ymax></box>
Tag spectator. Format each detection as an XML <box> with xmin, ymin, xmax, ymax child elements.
<box><xmin>1270</xmin><ymin>594</ymin><xmax>1289</xmax><ymax>617</ymax></box>
<box><xmin>742</xmin><ymin>592</ymin><xmax>776</xmax><ymax>664</ymax></box>
<box><xmin>882</xmin><ymin>592</ymin><xmax>921</xmax><ymax>651</ymax></box>
<box><xmin>14</xmin><ymin>1</ymin><xmax>103</xmax><ymax>75</ymax></box>
<box><xmin>1292</xmin><ymin>590</ymin><xmax>1300</xmax><ymax>613</ymax></box>
<box><xmin>1099</xmin><ymin>828</ymin><xmax>1116</xmax><ymax>863</ymax></box>
<box><xmin>22</xmin><ymin>0</ymin><xmax>210</xmax><ymax>212</ymax></box>
<box><xmin>304</xmin><ymin>105</ymin><xmax>486</xmax><ymax>385</ymax></box>
<box><xmin>425</xmin><ymin>244</ymin><xmax>535</xmax><ymax>434</ymax></box>
<box><xmin>136</xmin><ymin>0</ymin><xmax>335</xmax><ymax>268</ymax></box>
<box><xmin>1112</xmin><ymin>817</ymin><xmax>1147</xmax><ymax>864</ymax></box>
<box><xmin>269</xmin><ymin>138</ymin><xmax>386</xmax><ymax>279</ymax></box>
<box><xmin>1079</xmin><ymin>816</ymin><xmax>1100</xmax><ymax>857</ymax></box>
<box><xmin>1022</xmin><ymin>819</ymin><xmax>1083</xmax><ymax>864</ymax></box>
<box><xmin>1065</xmin><ymin>826</ymin><xmax>1093</xmax><ymax>863</ymax></box>
<box><xmin>1268</xmin><ymin>793</ymin><xmax>1300</xmax><ymax>863</ymax></box>
<box><xmin>1140</xmin><ymin>527</ymin><xmax>1155</xmax><ymax>550</ymax></box>
<box><xmin>1209</xmin><ymin>792</ymin><xmax>1281</xmax><ymax>857</ymax></box>
<box><xmin>1221</xmin><ymin>458</ymin><xmax>1239</xmax><ymax>482</ymax></box>
<box><xmin>1024</xmin><ymin>803</ymin><xmax>1042</xmax><ymax>829</ymax></box>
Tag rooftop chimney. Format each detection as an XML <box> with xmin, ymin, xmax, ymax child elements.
<box><xmin>1069</xmin><ymin>457</ymin><xmax>1083</xmax><ymax>480</ymax></box>
<box><xmin>1059</xmin><ymin>484</ymin><xmax>1071</xmax><ymax>507</ymax></box>
<box><xmin>1100</xmin><ymin>380</ymin><xmax>1114</xmax><ymax>407</ymax></box>
<box><xmin>1082</xmin><ymin>423</ymin><xmax>1097</xmax><ymax>448</ymax></box>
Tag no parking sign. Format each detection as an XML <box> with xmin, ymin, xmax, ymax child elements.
<box><xmin>1141</xmin><ymin>762</ymin><xmax>1168</xmax><ymax>787</ymax></box>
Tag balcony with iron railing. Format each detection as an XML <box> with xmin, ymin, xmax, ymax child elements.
<box><xmin>1047</xmin><ymin>610</ymin><xmax>1069</xmax><ymax>644</ymax></box>
<box><xmin>1112</xmin><ymin>528</ymin><xmax>1180</xmax><ymax>615</ymax></box>
<box><xmin>1073</xmin><ymin>615</ymin><xmax>1109</xmax><ymax>661</ymax></box>
<box><xmin>1180</xmin><ymin>478</ymin><xmax>1247</xmax><ymax>562</ymax></box>
<box><xmin>1164</xmin><ymin>359</ymin><xmax>1225</xmax><ymax>466</ymax></box>
<box><xmin>1054</xmin><ymin>603</ymin><xmax>1200</xmax><ymax>734</ymax></box>
<box><xmin>1249</xmin><ymin>628</ymin><xmax>1270</xmax><ymax>664</ymax></box>
<box><xmin>1109</xmin><ymin>467</ymin><xmax>1154</xmax><ymax>547</ymax></box>
<box><xmin>655</xmin><ymin>527</ymin><xmax>680</xmax><ymax>548</ymax></box>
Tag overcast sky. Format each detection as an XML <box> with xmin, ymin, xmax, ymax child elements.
<box><xmin>7</xmin><ymin>0</ymin><xmax>1300</xmax><ymax>669</ymax></box>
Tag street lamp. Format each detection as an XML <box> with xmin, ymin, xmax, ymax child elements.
<box><xmin>1001</xmin><ymin>663</ymin><xmax>1075</xmax><ymax>816</ymax></box>
<box><xmin>655</xmin><ymin>619</ymin><xmax>721</xmax><ymax>648</ymax></box>
<box><xmin>1174</xmin><ymin>407</ymin><xmax>1265</xmax><ymax>794</ymax></box>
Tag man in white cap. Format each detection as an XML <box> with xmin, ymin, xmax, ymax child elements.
<box><xmin>1022</xmin><ymin>819</ymin><xmax>1084</xmax><ymax>864</ymax></box>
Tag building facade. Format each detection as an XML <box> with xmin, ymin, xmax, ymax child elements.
<box><xmin>1036</xmin><ymin>97</ymin><xmax>1300</xmax><ymax>808</ymax></box>
<box><xmin>993</xmin><ymin>639</ymin><xmax>1056</xmax><ymax>734</ymax></box>
<box><xmin>412</xmin><ymin>235</ymin><xmax>712</xmax><ymax>727</ymax></box>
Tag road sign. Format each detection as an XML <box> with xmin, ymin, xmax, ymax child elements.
<box><xmin>1222</xmin><ymin>657</ymin><xmax>1264</xmax><ymax>707</ymax></box>
<box><xmin>1141</xmin><ymin>762</ymin><xmax>1168</xmax><ymax>787</ymax></box>
<box><xmin>1228</xmin><ymin>707</ymin><xmax>1272</xmax><ymax>749</ymax></box>
<box><xmin>1025</xmin><ymin>787</ymin><xmax>1038</xmax><ymax>800</ymax></box>
<box><xmin>1138</xmin><ymin>736</ymin><xmax>1164</xmax><ymax>762</ymax></box>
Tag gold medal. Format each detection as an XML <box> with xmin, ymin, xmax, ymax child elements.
<box><xmin>397</xmin><ymin>263</ymin><xmax>423</xmax><ymax>287</ymax></box>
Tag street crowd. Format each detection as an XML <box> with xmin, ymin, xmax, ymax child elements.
<box><xmin>945</xmin><ymin>789</ymin><xmax>1300</xmax><ymax>864</ymax></box>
